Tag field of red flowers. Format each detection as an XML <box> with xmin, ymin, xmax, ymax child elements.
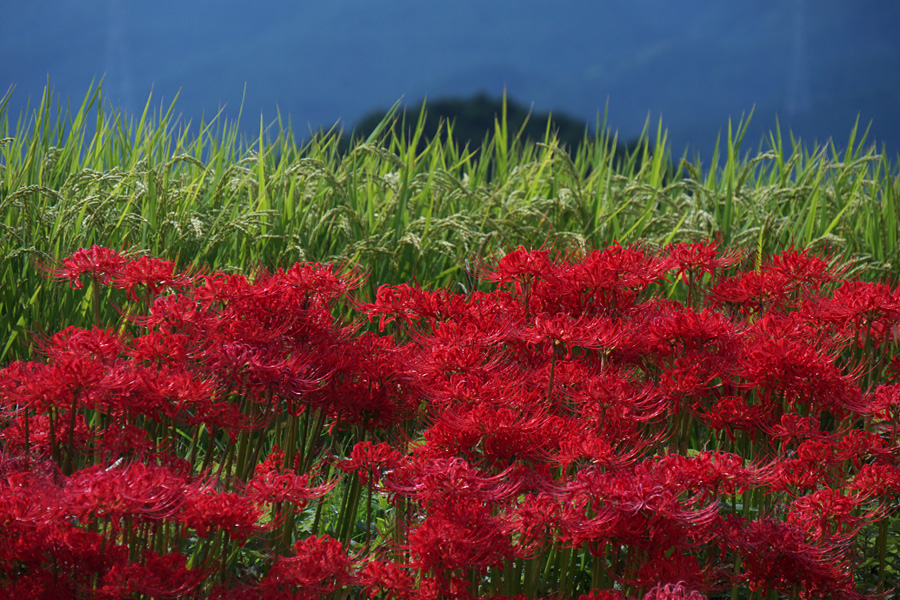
<box><xmin>1</xmin><ymin>241</ymin><xmax>898</xmax><ymax>599</ymax></box>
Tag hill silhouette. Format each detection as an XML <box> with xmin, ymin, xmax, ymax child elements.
<box><xmin>345</xmin><ymin>93</ymin><xmax>642</xmax><ymax>167</ymax></box>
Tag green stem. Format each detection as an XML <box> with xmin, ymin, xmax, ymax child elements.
<box><xmin>92</xmin><ymin>278</ymin><xmax>101</xmax><ymax>329</ymax></box>
<box><xmin>63</xmin><ymin>390</ymin><xmax>79</xmax><ymax>475</ymax></box>
<box><xmin>364</xmin><ymin>467</ymin><xmax>374</xmax><ymax>547</ymax></box>
<box><xmin>731</xmin><ymin>553</ymin><xmax>743</xmax><ymax>600</ymax></box>
<box><xmin>339</xmin><ymin>475</ymin><xmax>362</xmax><ymax>547</ymax></box>
<box><xmin>200</xmin><ymin>427</ymin><xmax>220</xmax><ymax>474</ymax></box>
<box><xmin>590</xmin><ymin>542</ymin><xmax>607</xmax><ymax>589</ymax></box>
<box><xmin>300</xmin><ymin>408</ymin><xmax>328</xmax><ymax>473</ymax></box>
<box><xmin>283</xmin><ymin>412</ymin><xmax>299</xmax><ymax>471</ymax></box>
<box><xmin>558</xmin><ymin>546</ymin><xmax>572</xmax><ymax>597</ymax></box>
<box><xmin>548</xmin><ymin>349</ymin><xmax>556</xmax><ymax>399</ymax></box>
<box><xmin>23</xmin><ymin>409</ymin><xmax>30</xmax><ymax>461</ymax></box>
<box><xmin>187</xmin><ymin>424</ymin><xmax>203</xmax><ymax>471</ymax></box>
<box><xmin>215</xmin><ymin>439</ymin><xmax>237</xmax><ymax>485</ymax></box>
<box><xmin>524</xmin><ymin>556</ymin><xmax>540</xmax><ymax>597</ymax></box>
<box><xmin>312</xmin><ymin>490</ymin><xmax>326</xmax><ymax>535</ymax></box>
<box><xmin>541</xmin><ymin>546</ymin><xmax>557</xmax><ymax>587</ymax></box>
<box><xmin>240</xmin><ymin>403</ymin><xmax>272</xmax><ymax>482</ymax></box>
<box><xmin>877</xmin><ymin>516</ymin><xmax>888</xmax><ymax>592</ymax></box>
<box><xmin>49</xmin><ymin>406</ymin><xmax>59</xmax><ymax>465</ymax></box>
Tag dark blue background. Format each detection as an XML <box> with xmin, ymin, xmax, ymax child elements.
<box><xmin>3</xmin><ymin>0</ymin><xmax>899</xmax><ymax>160</ymax></box>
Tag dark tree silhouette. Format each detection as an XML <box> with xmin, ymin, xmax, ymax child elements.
<box><xmin>346</xmin><ymin>93</ymin><xmax>642</xmax><ymax>168</ymax></box>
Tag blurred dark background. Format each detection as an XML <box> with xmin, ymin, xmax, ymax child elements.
<box><xmin>2</xmin><ymin>0</ymin><xmax>899</xmax><ymax>162</ymax></box>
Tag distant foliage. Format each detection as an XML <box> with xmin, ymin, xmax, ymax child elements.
<box><xmin>349</xmin><ymin>93</ymin><xmax>641</xmax><ymax>165</ymax></box>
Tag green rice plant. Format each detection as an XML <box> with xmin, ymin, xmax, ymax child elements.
<box><xmin>1</xmin><ymin>82</ymin><xmax>898</xmax><ymax>363</ymax></box>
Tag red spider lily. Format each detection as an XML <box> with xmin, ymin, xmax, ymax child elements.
<box><xmin>557</xmin><ymin>425</ymin><xmax>648</xmax><ymax>471</ymax></box>
<box><xmin>304</xmin><ymin>332</ymin><xmax>419</xmax><ymax>428</ymax></box>
<box><xmin>567</xmin><ymin>365</ymin><xmax>671</xmax><ymax>428</ymax></box>
<box><xmin>338</xmin><ymin>441</ymin><xmax>406</xmax><ymax>486</ymax></box>
<box><xmin>424</xmin><ymin>364</ymin><xmax>526</xmax><ymax>415</ymax></box>
<box><xmin>738</xmin><ymin>313</ymin><xmax>865</xmax><ymax>414</ymax></box>
<box><xmin>0</xmin><ymin>460</ymin><xmax>127</xmax><ymax>596</ymax></box>
<box><xmin>363</xmin><ymin>283</ymin><xmax>437</xmax><ymax>332</ymax></box>
<box><xmin>416</xmin><ymin>572</ymin><xmax>477</xmax><ymax>600</ymax></box>
<box><xmin>659</xmin><ymin>355</ymin><xmax>731</xmax><ymax>407</ymax></box>
<box><xmin>425</xmin><ymin>402</ymin><xmax>561</xmax><ymax>467</ymax></box>
<box><xmin>141</xmin><ymin>267</ymin><xmax>374</xmax><ymax>412</ymax></box>
<box><xmin>654</xmin><ymin>451</ymin><xmax>763</xmax><ymax>500</ymax></box>
<box><xmin>179</xmin><ymin>486</ymin><xmax>268</xmax><ymax>543</ymax></box>
<box><xmin>63</xmin><ymin>460</ymin><xmax>194</xmax><ymax>531</ymax></box>
<box><xmin>787</xmin><ymin>488</ymin><xmax>878</xmax><ymax>542</ymax></box>
<box><xmin>850</xmin><ymin>462</ymin><xmax>900</xmax><ymax>496</ymax></box>
<box><xmin>407</xmin><ymin>290</ymin><xmax>523</xmax><ymax>349</ymax></box>
<box><xmin>112</xmin><ymin>254</ymin><xmax>198</xmax><ymax>302</ymax></box>
<box><xmin>0</xmin><ymin>458</ymin><xmax>64</xmax><ymax>530</ymax></box>
<box><xmin>7</xmin><ymin>243</ymin><xmax>900</xmax><ymax>597</ymax></box>
<box><xmin>85</xmin><ymin>421</ymin><xmax>158</xmax><ymax>461</ymax></box>
<box><xmin>866</xmin><ymin>383</ymin><xmax>900</xmax><ymax>445</ymax></box>
<box><xmin>42</xmin><ymin>350</ymin><xmax>107</xmax><ymax>398</ymax></box>
<box><xmin>275</xmin><ymin>260</ymin><xmax>365</xmax><ymax>301</ymax></box>
<box><xmin>37</xmin><ymin>245</ymin><xmax>130</xmax><ymax>289</ymax></box>
<box><xmin>257</xmin><ymin>534</ymin><xmax>354</xmax><ymax>596</ymax></box>
<box><xmin>887</xmin><ymin>354</ymin><xmax>900</xmax><ymax>382</ymax></box>
<box><xmin>642</xmin><ymin>581</ymin><xmax>708</xmax><ymax>600</ymax></box>
<box><xmin>359</xmin><ymin>283</ymin><xmax>470</xmax><ymax>332</ymax></box>
<box><xmin>518</xmin><ymin>312</ymin><xmax>625</xmax><ymax>359</ymax></box>
<box><xmin>94</xmin><ymin>550</ymin><xmax>205</xmax><ymax>599</ymax></box>
<box><xmin>102</xmin><ymin>362</ymin><xmax>250</xmax><ymax>433</ymax></box>
<box><xmin>666</xmin><ymin>238</ymin><xmax>743</xmax><ymax>310</ymax></box>
<box><xmin>4</xmin><ymin>329</ymin><xmax>122</xmax><ymax>416</ymax></box>
<box><xmin>140</xmin><ymin>293</ymin><xmax>216</xmax><ymax>334</ymax></box>
<box><xmin>358</xmin><ymin>559</ymin><xmax>415</xmax><ymax>600</ymax></box>
<box><xmin>480</xmin><ymin>246</ymin><xmax>556</xmax><ymax>286</ymax></box>
<box><xmin>386</xmin><ymin>456</ymin><xmax>521</xmax><ymax>509</ymax></box>
<box><xmin>128</xmin><ymin>330</ymin><xmax>190</xmax><ymax>364</ymax></box>
<box><xmin>248</xmin><ymin>267</ymin><xmax>357</xmax><ymax>336</ymax></box>
<box><xmin>0</xmin><ymin>570</ymin><xmax>71</xmax><ymax>598</ymax></box>
<box><xmin>410</xmin><ymin>321</ymin><xmax>516</xmax><ymax>389</ymax></box>
<box><xmin>0</xmin><ymin>360</ymin><xmax>58</xmax><ymax>414</ymax></box>
<box><xmin>700</xmin><ymin>394</ymin><xmax>773</xmax><ymax>441</ymax></box>
<box><xmin>38</xmin><ymin>325</ymin><xmax>123</xmax><ymax>361</ymax></box>
<box><xmin>666</xmin><ymin>238</ymin><xmax>743</xmax><ymax>284</ymax></box>
<box><xmin>191</xmin><ymin>271</ymin><xmax>255</xmax><ymax>309</ymax></box>
<box><xmin>561</xmin><ymin>243</ymin><xmax>673</xmax><ymax>314</ymax></box>
<box><xmin>631</xmin><ymin>550</ymin><xmax>721</xmax><ymax>593</ymax></box>
<box><xmin>511</xmin><ymin>492</ymin><xmax>562</xmax><ymax>549</ymax></box>
<box><xmin>726</xmin><ymin>516</ymin><xmax>860</xmax><ymax>599</ymax></box>
<box><xmin>0</xmin><ymin>413</ymin><xmax>92</xmax><ymax>461</ymax></box>
<box><xmin>578</xmin><ymin>591</ymin><xmax>627</xmax><ymax>600</ymax></box>
<box><xmin>39</xmin><ymin>526</ymin><xmax>126</xmax><ymax>594</ymax></box>
<box><xmin>197</xmin><ymin>341</ymin><xmax>328</xmax><ymax>403</ymax></box>
<box><xmin>766</xmin><ymin>413</ymin><xmax>824</xmax><ymax>447</ymax></box>
<box><xmin>381</xmin><ymin>453</ymin><xmax>532</xmax><ymax>575</ymax></box>
<box><xmin>811</xmin><ymin>280</ymin><xmax>900</xmax><ymax>348</ymax></box>
<box><xmin>708</xmin><ymin>268</ymin><xmax>798</xmax><ymax>316</ymax></box>
<box><xmin>833</xmin><ymin>428</ymin><xmax>893</xmax><ymax>469</ymax></box>
<box><xmin>564</xmin><ymin>465</ymin><xmax>721</xmax><ymax>553</ymax></box>
<box><xmin>406</xmin><ymin>500</ymin><xmax>519</xmax><ymax>574</ymax></box>
<box><xmin>706</xmin><ymin>248</ymin><xmax>838</xmax><ymax>317</ymax></box>
<box><xmin>244</xmin><ymin>447</ymin><xmax>334</xmax><ymax>508</ymax></box>
<box><xmin>768</xmin><ymin>438</ymin><xmax>840</xmax><ymax>492</ymax></box>
<box><xmin>766</xmin><ymin>247</ymin><xmax>843</xmax><ymax>286</ymax></box>
<box><xmin>639</xmin><ymin>304</ymin><xmax>739</xmax><ymax>361</ymax></box>
<box><xmin>871</xmin><ymin>381</ymin><xmax>900</xmax><ymax>416</ymax></box>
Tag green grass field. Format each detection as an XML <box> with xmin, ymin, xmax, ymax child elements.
<box><xmin>1</xmin><ymin>84</ymin><xmax>898</xmax><ymax>362</ymax></box>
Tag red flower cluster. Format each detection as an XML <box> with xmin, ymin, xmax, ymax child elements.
<box><xmin>1</xmin><ymin>241</ymin><xmax>898</xmax><ymax>598</ymax></box>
